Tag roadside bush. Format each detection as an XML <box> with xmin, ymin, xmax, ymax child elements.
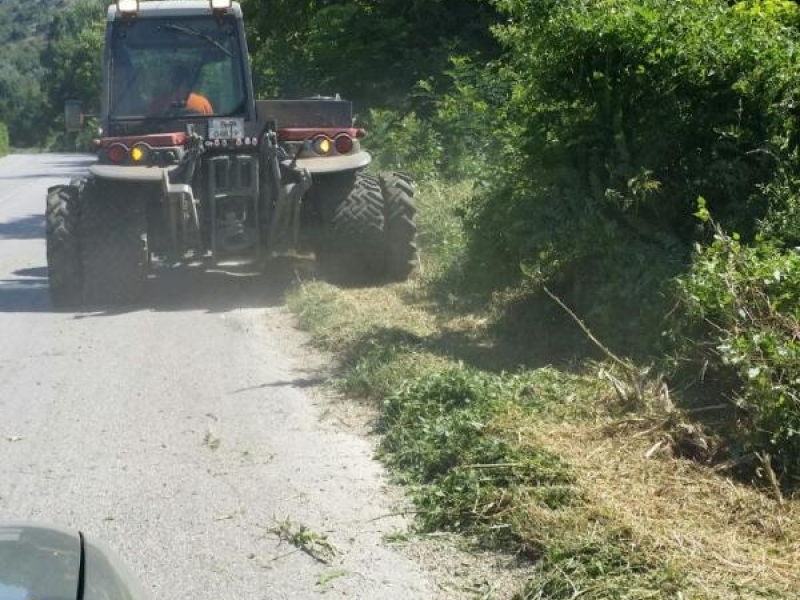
<box><xmin>48</xmin><ymin>116</ymin><xmax>99</xmax><ymax>153</ymax></box>
<box><xmin>675</xmin><ymin>226</ymin><xmax>800</xmax><ymax>482</ymax></box>
<box><xmin>0</xmin><ymin>122</ymin><xmax>9</xmax><ymax>156</ymax></box>
<box><xmin>366</xmin><ymin>108</ymin><xmax>443</xmax><ymax>180</ymax></box>
<box><xmin>463</xmin><ymin>0</ymin><xmax>800</xmax><ymax>355</ymax></box>
<box><xmin>426</xmin><ymin>57</ymin><xmax>512</xmax><ymax>181</ymax></box>
<box><xmin>367</xmin><ymin>57</ymin><xmax>510</xmax><ymax>182</ymax></box>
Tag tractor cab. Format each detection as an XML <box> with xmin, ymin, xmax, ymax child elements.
<box><xmin>97</xmin><ymin>0</ymin><xmax>258</xmax><ymax>165</ymax></box>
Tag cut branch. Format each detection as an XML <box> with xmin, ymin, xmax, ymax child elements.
<box><xmin>542</xmin><ymin>285</ymin><xmax>629</xmax><ymax>370</ymax></box>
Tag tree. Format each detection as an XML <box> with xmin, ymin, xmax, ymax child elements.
<box><xmin>40</xmin><ymin>0</ymin><xmax>106</xmax><ymax>132</ymax></box>
<box><xmin>0</xmin><ymin>0</ymin><xmax>73</xmax><ymax>146</ymax></box>
<box><xmin>241</xmin><ymin>0</ymin><xmax>502</xmax><ymax>111</ymax></box>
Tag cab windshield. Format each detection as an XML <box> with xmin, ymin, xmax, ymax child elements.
<box><xmin>109</xmin><ymin>15</ymin><xmax>246</xmax><ymax>119</ymax></box>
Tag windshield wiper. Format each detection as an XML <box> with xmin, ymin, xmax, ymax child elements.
<box><xmin>163</xmin><ymin>23</ymin><xmax>232</xmax><ymax>57</ymax></box>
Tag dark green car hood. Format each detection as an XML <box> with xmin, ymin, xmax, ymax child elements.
<box><xmin>0</xmin><ymin>523</ymin><xmax>146</xmax><ymax>600</ymax></box>
<box><xmin>0</xmin><ymin>524</ymin><xmax>81</xmax><ymax>600</ymax></box>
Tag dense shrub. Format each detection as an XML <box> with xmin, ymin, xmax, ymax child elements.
<box><xmin>40</xmin><ymin>0</ymin><xmax>105</xmax><ymax>130</ymax></box>
<box><xmin>425</xmin><ymin>58</ymin><xmax>513</xmax><ymax>180</ymax></box>
<box><xmin>242</xmin><ymin>0</ymin><xmax>501</xmax><ymax>111</ymax></box>
<box><xmin>48</xmin><ymin>117</ymin><xmax>100</xmax><ymax>153</ymax></box>
<box><xmin>463</xmin><ymin>0</ymin><xmax>800</xmax><ymax>354</ymax></box>
<box><xmin>365</xmin><ymin>56</ymin><xmax>511</xmax><ymax>181</ymax></box>
<box><xmin>0</xmin><ymin>122</ymin><xmax>8</xmax><ymax>156</ymax></box>
<box><xmin>365</xmin><ymin>109</ymin><xmax>443</xmax><ymax>179</ymax></box>
<box><xmin>676</xmin><ymin>225</ymin><xmax>800</xmax><ymax>480</ymax></box>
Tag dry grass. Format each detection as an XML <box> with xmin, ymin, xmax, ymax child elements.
<box><xmin>288</xmin><ymin>281</ymin><xmax>438</xmax><ymax>348</ymax></box>
<box><xmin>518</xmin><ymin>416</ymin><xmax>800</xmax><ymax>599</ymax></box>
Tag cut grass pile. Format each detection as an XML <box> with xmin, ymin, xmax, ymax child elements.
<box><xmin>286</xmin><ymin>280</ymin><xmax>800</xmax><ymax>599</ymax></box>
<box><xmin>285</xmin><ymin>177</ymin><xmax>799</xmax><ymax>599</ymax></box>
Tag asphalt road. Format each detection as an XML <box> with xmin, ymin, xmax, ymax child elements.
<box><xmin>0</xmin><ymin>154</ymin><xmax>435</xmax><ymax>599</ymax></box>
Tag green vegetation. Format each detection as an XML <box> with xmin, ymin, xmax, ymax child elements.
<box><xmin>676</xmin><ymin>224</ymin><xmax>800</xmax><ymax>478</ymax></box>
<box><xmin>240</xmin><ymin>0</ymin><xmax>500</xmax><ymax>110</ymax></box>
<box><xmin>284</xmin><ymin>0</ymin><xmax>800</xmax><ymax>595</ymax></box>
<box><xmin>40</xmin><ymin>0</ymin><xmax>105</xmax><ymax>150</ymax></box>
<box><xmin>379</xmin><ymin>369</ymin><xmax>575</xmax><ymax>546</ymax></box>
<box><xmin>0</xmin><ymin>0</ymin><xmax>56</xmax><ymax>147</ymax></box>
<box><xmin>201</xmin><ymin>427</ymin><xmax>221</xmax><ymax>451</ymax></box>
<box><xmin>276</xmin><ymin>0</ymin><xmax>800</xmax><ymax>486</ymax></box>
<box><xmin>0</xmin><ymin>0</ymin><xmax>104</xmax><ymax>149</ymax></box>
<box><xmin>269</xmin><ymin>518</ymin><xmax>338</xmax><ymax>565</ymax></box>
<box><xmin>0</xmin><ymin>123</ymin><xmax>9</xmax><ymax>157</ymax></box>
<box><xmin>451</xmin><ymin>0</ymin><xmax>800</xmax><ymax>482</ymax></box>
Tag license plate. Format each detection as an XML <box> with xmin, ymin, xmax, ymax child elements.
<box><xmin>208</xmin><ymin>118</ymin><xmax>245</xmax><ymax>140</ymax></box>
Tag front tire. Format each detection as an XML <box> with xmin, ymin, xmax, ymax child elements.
<box><xmin>45</xmin><ymin>184</ymin><xmax>83</xmax><ymax>308</ymax></box>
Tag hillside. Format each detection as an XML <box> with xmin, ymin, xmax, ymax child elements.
<box><xmin>0</xmin><ymin>0</ymin><xmax>64</xmax><ymax>147</ymax></box>
<box><xmin>0</xmin><ymin>0</ymin><xmax>69</xmax><ymax>41</ymax></box>
<box><xmin>0</xmin><ymin>0</ymin><xmax>75</xmax><ymax>147</ymax></box>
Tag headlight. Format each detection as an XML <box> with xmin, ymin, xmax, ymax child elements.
<box><xmin>116</xmin><ymin>0</ymin><xmax>140</xmax><ymax>15</ymax></box>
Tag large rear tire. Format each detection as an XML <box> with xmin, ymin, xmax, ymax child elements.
<box><xmin>379</xmin><ymin>171</ymin><xmax>417</xmax><ymax>281</ymax></box>
<box><xmin>80</xmin><ymin>179</ymin><xmax>149</xmax><ymax>305</ymax></box>
<box><xmin>45</xmin><ymin>184</ymin><xmax>83</xmax><ymax>308</ymax></box>
<box><xmin>317</xmin><ymin>173</ymin><xmax>386</xmax><ymax>284</ymax></box>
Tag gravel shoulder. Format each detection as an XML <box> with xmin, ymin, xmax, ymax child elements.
<box><xmin>269</xmin><ymin>306</ymin><xmax>535</xmax><ymax>599</ymax></box>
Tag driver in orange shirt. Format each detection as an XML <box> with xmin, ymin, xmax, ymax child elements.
<box><xmin>183</xmin><ymin>90</ymin><xmax>213</xmax><ymax>115</ymax></box>
<box><xmin>149</xmin><ymin>67</ymin><xmax>213</xmax><ymax>116</ymax></box>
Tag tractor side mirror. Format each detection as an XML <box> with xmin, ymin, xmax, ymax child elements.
<box><xmin>65</xmin><ymin>100</ymin><xmax>84</xmax><ymax>133</ymax></box>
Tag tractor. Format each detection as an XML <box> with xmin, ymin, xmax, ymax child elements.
<box><xmin>46</xmin><ymin>0</ymin><xmax>417</xmax><ymax>306</ymax></box>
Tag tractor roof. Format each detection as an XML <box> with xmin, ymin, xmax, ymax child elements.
<box><xmin>108</xmin><ymin>1</ymin><xmax>243</xmax><ymax>21</ymax></box>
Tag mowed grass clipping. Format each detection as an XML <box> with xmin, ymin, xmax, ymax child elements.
<box><xmin>285</xmin><ymin>179</ymin><xmax>800</xmax><ymax>600</ymax></box>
